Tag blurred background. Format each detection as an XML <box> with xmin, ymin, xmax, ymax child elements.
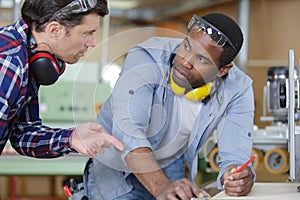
<box><xmin>1</xmin><ymin>0</ymin><xmax>300</xmax><ymax>199</ymax></box>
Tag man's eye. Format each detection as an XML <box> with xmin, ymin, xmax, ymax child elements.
<box><xmin>197</xmin><ymin>56</ymin><xmax>208</xmax><ymax>64</ymax></box>
<box><xmin>84</xmin><ymin>32</ymin><xmax>93</xmax><ymax>37</ymax></box>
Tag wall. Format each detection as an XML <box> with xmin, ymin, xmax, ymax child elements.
<box><xmin>248</xmin><ymin>0</ymin><xmax>300</xmax><ymax>128</ymax></box>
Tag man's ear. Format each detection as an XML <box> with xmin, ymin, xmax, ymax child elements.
<box><xmin>218</xmin><ymin>63</ymin><xmax>233</xmax><ymax>77</ymax></box>
<box><xmin>45</xmin><ymin>21</ymin><xmax>63</xmax><ymax>38</ymax></box>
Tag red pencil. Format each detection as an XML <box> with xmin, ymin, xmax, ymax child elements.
<box><xmin>234</xmin><ymin>155</ymin><xmax>257</xmax><ymax>173</ymax></box>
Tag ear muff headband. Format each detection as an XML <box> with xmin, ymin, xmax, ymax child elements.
<box><xmin>170</xmin><ymin>70</ymin><xmax>213</xmax><ymax>101</ymax></box>
<box><xmin>30</xmin><ymin>52</ymin><xmax>66</xmax><ymax>75</ymax></box>
<box><xmin>29</xmin><ymin>51</ymin><xmax>66</xmax><ymax>85</ymax></box>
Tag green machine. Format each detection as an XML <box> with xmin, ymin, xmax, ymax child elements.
<box><xmin>39</xmin><ymin>80</ymin><xmax>112</xmax><ymax>126</ymax></box>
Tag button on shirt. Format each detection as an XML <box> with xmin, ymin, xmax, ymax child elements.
<box><xmin>0</xmin><ymin>18</ymin><xmax>73</xmax><ymax>157</ymax></box>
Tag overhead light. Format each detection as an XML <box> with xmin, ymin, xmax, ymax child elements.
<box><xmin>109</xmin><ymin>0</ymin><xmax>140</xmax><ymax>10</ymax></box>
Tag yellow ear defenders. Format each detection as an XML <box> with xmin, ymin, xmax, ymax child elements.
<box><xmin>170</xmin><ymin>70</ymin><xmax>213</xmax><ymax>101</ymax></box>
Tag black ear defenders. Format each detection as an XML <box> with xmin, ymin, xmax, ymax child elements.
<box><xmin>29</xmin><ymin>51</ymin><xmax>66</xmax><ymax>85</ymax></box>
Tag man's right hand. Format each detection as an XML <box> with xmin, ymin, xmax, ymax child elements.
<box><xmin>70</xmin><ymin>122</ymin><xmax>124</xmax><ymax>158</ymax></box>
<box><xmin>157</xmin><ymin>178</ymin><xmax>210</xmax><ymax>200</ymax></box>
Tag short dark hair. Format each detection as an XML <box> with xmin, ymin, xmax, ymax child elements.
<box><xmin>21</xmin><ymin>0</ymin><xmax>109</xmax><ymax>32</ymax></box>
<box><xmin>202</xmin><ymin>13</ymin><xmax>244</xmax><ymax>67</ymax></box>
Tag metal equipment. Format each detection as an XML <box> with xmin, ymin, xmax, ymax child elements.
<box><xmin>255</xmin><ymin>66</ymin><xmax>291</xmax><ymax>176</ymax></box>
<box><xmin>204</xmin><ymin>51</ymin><xmax>300</xmax><ymax>191</ymax></box>
<box><xmin>259</xmin><ymin>50</ymin><xmax>300</xmax><ymax>189</ymax></box>
<box><xmin>286</xmin><ymin>50</ymin><xmax>300</xmax><ymax>188</ymax></box>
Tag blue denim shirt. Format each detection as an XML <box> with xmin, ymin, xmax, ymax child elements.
<box><xmin>89</xmin><ymin>37</ymin><xmax>254</xmax><ymax>200</ymax></box>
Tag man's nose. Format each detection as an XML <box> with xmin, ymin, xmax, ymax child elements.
<box><xmin>182</xmin><ymin>54</ymin><xmax>193</xmax><ymax>70</ymax></box>
<box><xmin>86</xmin><ymin>34</ymin><xmax>96</xmax><ymax>47</ymax></box>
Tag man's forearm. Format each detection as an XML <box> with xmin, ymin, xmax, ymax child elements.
<box><xmin>125</xmin><ymin>147</ymin><xmax>171</xmax><ymax>197</ymax></box>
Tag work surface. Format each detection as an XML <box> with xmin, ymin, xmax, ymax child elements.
<box><xmin>211</xmin><ymin>182</ymin><xmax>300</xmax><ymax>200</ymax></box>
<box><xmin>0</xmin><ymin>154</ymin><xmax>87</xmax><ymax>175</ymax></box>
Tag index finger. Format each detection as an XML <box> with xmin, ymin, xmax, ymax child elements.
<box><xmin>103</xmin><ymin>133</ymin><xmax>125</xmax><ymax>151</ymax></box>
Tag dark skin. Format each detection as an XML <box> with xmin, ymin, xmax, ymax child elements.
<box><xmin>172</xmin><ymin>35</ymin><xmax>222</xmax><ymax>90</ymax></box>
<box><xmin>125</xmin><ymin>32</ymin><xmax>221</xmax><ymax>199</ymax></box>
<box><xmin>221</xmin><ymin>165</ymin><xmax>255</xmax><ymax>196</ymax></box>
<box><xmin>125</xmin><ymin>147</ymin><xmax>210</xmax><ymax>200</ymax></box>
<box><xmin>125</xmin><ymin>30</ymin><xmax>254</xmax><ymax>199</ymax></box>
<box><xmin>174</xmin><ymin>32</ymin><xmax>255</xmax><ymax>196</ymax></box>
<box><xmin>157</xmin><ymin>178</ymin><xmax>210</xmax><ymax>200</ymax></box>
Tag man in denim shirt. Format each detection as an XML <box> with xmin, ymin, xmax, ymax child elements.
<box><xmin>81</xmin><ymin>13</ymin><xmax>255</xmax><ymax>200</ymax></box>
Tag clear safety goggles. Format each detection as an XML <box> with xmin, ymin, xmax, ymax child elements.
<box><xmin>187</xmin><ymin>15</ymin><xmax>237</xmax><ymax>53</ymax></box>
<box><xmin>57</xmin><ymin>0</ymin><xmax>97</xmax><ymax>14</ymax></box>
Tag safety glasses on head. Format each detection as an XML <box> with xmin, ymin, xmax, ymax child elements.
<box><xmin>58</xmin><ymin>0</ymin><xmax>97</xmax><ymax>14</ymax></box>
<box><xmin>187</xmin><ymin>15</ymin><xmax>237</xmax><ymax>53</ymax></box>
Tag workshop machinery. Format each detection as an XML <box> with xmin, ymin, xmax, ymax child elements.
<box><xmin>205</xmin><ymin>50</ymin><xmax>300</xmax><ymax>191</ymax></box>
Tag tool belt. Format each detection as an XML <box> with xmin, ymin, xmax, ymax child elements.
<box><xmin>63</xmin><ymin>176</ymin><xmax>88</xmax><ymax>200</ymax></box>
<box><xmin>63</xmin><ymin>158</ymin><xmax>93</xmax><ymax>199</ymax></box>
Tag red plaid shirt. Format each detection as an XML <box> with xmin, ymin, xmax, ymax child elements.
<box><xmin>0</xmin><ymin>18</ymin><xmax>74</xmax><ymax>158</ymax></box>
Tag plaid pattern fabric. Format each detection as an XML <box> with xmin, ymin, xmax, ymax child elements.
<box><xmin>0</xmin><ymin>18</ymin><xmax>73</xmax><ymax>158</ymax></box>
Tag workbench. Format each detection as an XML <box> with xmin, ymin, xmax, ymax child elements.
<box><xmin>211</xmin><ymin>182</ymin><xmax>300</xmax><ymax>200</ymax></box>
<box><xmin>0</xmin><ymin>154</ymin><xmax>87</xmax><ymax>175</ymax></box>
<box><xmin>0</xmin><ymin>154</ymin><xmax>87</xmax><ymax>199</ymax></box>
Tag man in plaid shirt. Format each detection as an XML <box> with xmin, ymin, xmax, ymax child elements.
<box><xmin>0</xmin><ymin>0</ymin><xmax>123</xmax><ymax>158</ymax></box>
